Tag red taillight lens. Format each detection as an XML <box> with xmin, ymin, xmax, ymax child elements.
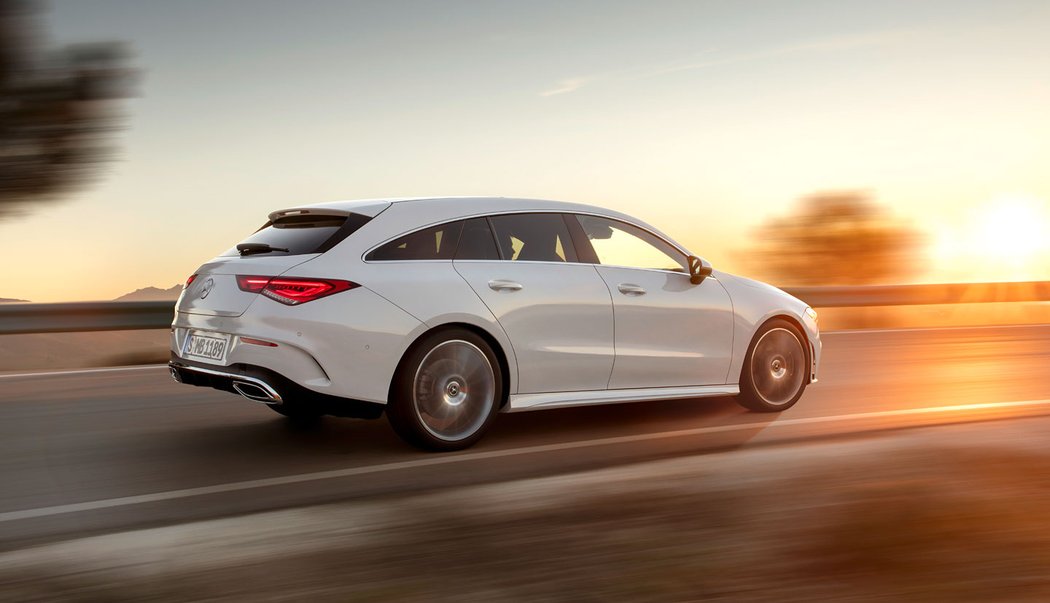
<box><xmin>185</xmin><ymin>274</ymin><xmax>198</xmax><ymax>288</ymax></box>
<box><xmin>236</xmin><ymin>275</ymin><xmax>357</xmax><ymax>305</ymax></box>
<box><xmin>236</xmin><ymin>275</ymin><xmax>271</xmax><ymax>293</ymax></box>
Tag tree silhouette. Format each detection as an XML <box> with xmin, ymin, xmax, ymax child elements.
<box><xmin>0</xmin><ymin>0</ymin><xmax>133</xmax><ymax>219</ymax></box>
<box><xmin>743</xmin><ymin>191</ymin><xmax>924</xmax><ymax>286</ymax></box>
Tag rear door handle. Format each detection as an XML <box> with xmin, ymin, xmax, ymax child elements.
<box><xmin>488</xmin><ymin>279</ymin><xmax>523</xmax><ymax>292</ymax></box>
<box><xmin>617</xmin><ymin>283</ymin><xmax>646</xmax><ymax>296</ymax></box>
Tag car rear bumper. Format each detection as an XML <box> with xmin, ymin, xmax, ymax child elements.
<box><xmin>169</xmin><ymin>356</ymin><xmax>385</xmax><ymax>419</ymax></box>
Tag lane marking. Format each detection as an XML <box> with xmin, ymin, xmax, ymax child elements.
<box><xmin>2</xmin><ymin>397</ymin><xmax>1049</xmax><ymax>524</ymax></box>
<box><xmin>0</xmin><ymin>365</ymin><xmax>166</xmax><ymax>380</ymax></box>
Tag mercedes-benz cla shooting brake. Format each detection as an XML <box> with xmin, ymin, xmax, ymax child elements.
<box><xmin>170</xmin><ymin>197</ymin><xmax>821</xmax><ymax>450</ymax></box>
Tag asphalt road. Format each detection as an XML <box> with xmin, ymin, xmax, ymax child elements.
<box><xmin>2</xmin><ymin>325</ymin><xmax>1050</xmax><ymax>548</ymax></box>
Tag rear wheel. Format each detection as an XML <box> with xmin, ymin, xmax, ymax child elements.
<box><xmin>387</xmin><ymin>329</ymin><xmax>502</xmax><ymax>451</ymax></box>
<box><xmin>736</xmin><ymin>319</ymin><xmax>809</xmax><ymax>412</ymax></box>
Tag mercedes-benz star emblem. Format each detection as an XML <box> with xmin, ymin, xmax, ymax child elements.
<box><xmin>199</xmin><ymin>277</ymin><xmax>215</xmax><ymax>299</ymax></box>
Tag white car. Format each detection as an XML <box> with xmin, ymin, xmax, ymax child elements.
<box><xmin>170</xmin><ymin>197</ymin><xmax>820</xmax><ymax>450</ymax></box>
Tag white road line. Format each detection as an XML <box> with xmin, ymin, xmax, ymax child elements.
<box><xmin>0</xmin><ymin>365</ymin><xmax>166</xmax><ymax>380</ymax></box>
<box><xmin>2</xmin><ymin>397</ymin><xmax>1048</xmax><ymax>524</ymax></box>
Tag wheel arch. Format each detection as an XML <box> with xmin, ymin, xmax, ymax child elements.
<box><xmin>388</xmin><ymin>322</ymin><xmax>512</xmax><ymax>409</ymax></box>
<box><xmin>740</xmin><ymin>313</ymin><xmax>812</xmax><ymax>385</ymax></box>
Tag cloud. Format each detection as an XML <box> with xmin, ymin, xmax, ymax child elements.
<box><xmin>539</xmin><ymin>77</ymin><xmax>592</xmax><ymax>97</ymax></box>
<box><xmin>538</xmin><ymin>29</ymin><xmax>915</xmax><ymax>97</ymax></box>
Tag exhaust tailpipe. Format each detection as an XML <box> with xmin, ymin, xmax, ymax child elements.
<box><xmin>232</xmin><ymin>380</ymin><xmax>282</xmax><ymax>404</ymax></box>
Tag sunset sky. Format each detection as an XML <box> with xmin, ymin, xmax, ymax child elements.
<box><xmin>3</xmin><ymin>0</ymin><xmax>1049</xmax><ymax>302</ymax></box>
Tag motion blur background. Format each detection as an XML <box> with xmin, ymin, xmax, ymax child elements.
<box><xmin>2</xmin><ymin>0</ymin><xmax>1050</xmax><ymax>301</ymax></box>
<box><xmin>4</xmin><ymin>0</ymin><xmax>1050</xmax><ymax>369</ymax></box>
<box><xmin>3</xmin><ymin>2</ymin><xmax>1050</xmax><ymax>601</ymax></box>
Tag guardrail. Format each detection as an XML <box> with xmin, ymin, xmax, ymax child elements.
<box><xmin>1</xmin><ymin>281</ymin><xmax>1048</xmax><ymax>335</ymax></box>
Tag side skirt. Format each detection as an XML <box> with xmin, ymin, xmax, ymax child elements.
<box><xmin>506</xmin><ymin>384</ymin><xmax>740</xmax><ymax>413</ymax></box>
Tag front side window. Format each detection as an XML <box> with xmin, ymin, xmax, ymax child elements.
<box><xmin>575</xmin><ymin>215</ymin><xmax>687</xmax><ymax>272</ymax></box>
<box><xmin>367</xmin><ymin>221</ymin><xmax>464</xmax><ymax>261</ymax></box>
<box><xmin>488</xmin><ymin>213</ymin><xmax>577</xmax><ymax>263</ymax></box>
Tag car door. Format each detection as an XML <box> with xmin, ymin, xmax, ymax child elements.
<box><xmin>570</xmin><ymin>214</ymin><xmax>734</xmax><ymax>389</ymax></box>
<box><xmin>453</xmin><ymin>214</ymin><xmax>615</xmax><ymax>394</ymax></box>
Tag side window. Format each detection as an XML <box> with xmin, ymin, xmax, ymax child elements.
<box><xmin>489</xmin><ymin>214</ymin><xmax>578</xmax><ymax>263</ymax></box>
<box><xmin>367</xmin><ymin>221</ymin><xmax>463</xmax><ymax>261</ymax></box>
<box><xmin>575</xmin><ymin>215</ymin><xmax>687</xmax><ymax>272</ymax></box>
<box><xmin>455</xmin><ymin>217</ymin><xmax>500</xmax><ymax>260</ymax></box>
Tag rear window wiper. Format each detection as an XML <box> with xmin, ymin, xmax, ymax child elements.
<box><xmin>237</xmin><ymin>243</ymin><xmax>290</xmax><ymax>256</ymax></box>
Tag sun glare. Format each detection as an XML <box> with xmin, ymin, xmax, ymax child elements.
<box><xmin>932</xmin><ymin>195</ymin><xmax>1050</xmax><ymax>281</ymax></box>
<box><xmin>974</xmin><ymin>196</ymin><xmax>1049</xmax><ymax>264</ymax></box>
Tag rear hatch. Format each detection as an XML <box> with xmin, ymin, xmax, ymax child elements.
<box><xmin>178</xmin><ymin>210</ymin><xmax>371</xmax><ymax>317</ymax></box>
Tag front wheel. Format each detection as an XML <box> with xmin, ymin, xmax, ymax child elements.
<box><xmin>387</xmin><ymin>329</ymin><xmax>502</xmax><ymax>451</ymax></box>
<box><xmin>736</xmin><ymin>319</ymin><xmax>809</xmax><ymax>412</ymax></box>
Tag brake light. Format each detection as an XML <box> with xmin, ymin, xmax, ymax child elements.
<box><xmin>236</xmin><ymin>275</ymin><xmax>358</xmax><ymax>305</ymax></box>
<box><xmin>236</xmin><ymin>275</ymin><xmax>270</xmax><ymax>293</ymax></box>
<box><xmin>185</xmin><ymin>274</ymin><xmax>198</xmax><ymax>288</ymax></box>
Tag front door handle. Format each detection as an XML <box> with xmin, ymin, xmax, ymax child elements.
<box><xmin>488</xmin><ymin>279</ymin><xmax>523</xmax><ymax>292</ymax></box>
<box><xmin>617</xmin><ymin>283</ymin><xmax>646</xmax><ymax>296</ymax></box>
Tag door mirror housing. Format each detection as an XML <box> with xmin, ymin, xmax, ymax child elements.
<box><xmin>688</xmin><ymin>255</ymin><xmax>713</xmax><ymax>285</ymax></box>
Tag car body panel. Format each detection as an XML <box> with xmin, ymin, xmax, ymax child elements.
<box><xmin>715</xmin><ymin>270</ymin><xmax>821</xmax><ymax>384</ymax></box>
<box><xmin>455</xmin><ymin>261</ymin><xmax>614</xmax><ymax>393</ymax></box>
<box><xmin>594</xmin><ymin>266</ymin><xmax>735</xmax><ymax>388</ymax></box>
<box><xmin>173</xmin><ymin>284</ymin><xmax>424</xmax><ymax>403</ymax></box>
<box><xmin>171</xmin><ymin>196</ymin><xmax>821</xmax><ymax>415</ymax></box>
<box><xmin>177</xmin><ymin>255</ymin><xmax>318</xmax><ymax>317</ymax></box>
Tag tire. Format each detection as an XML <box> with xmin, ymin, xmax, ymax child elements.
<box><xmin>736</xmin><ymin>318</ymin><xmax>809</xmax><ymax>412</ymax></box>
<box><xmin>387</xmin><ymin>329</ymin><xmax>502</xmax><ymax>451</ymax></box>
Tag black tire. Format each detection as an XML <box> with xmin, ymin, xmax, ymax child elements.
<box><xmin>387</xmin><ymin>328</ymin><xmax>502</xmax><ymax>451</ymax></box>
<box><xmin>736</xmin><ymin>318</ymin><xmax>809</xmax><ymax>412</ymax></box>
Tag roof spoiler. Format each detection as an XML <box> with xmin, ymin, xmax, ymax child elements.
<box><xmin>268</xmin><ymin>200</ymin><xmax>391</xmax><ymax>222</ymax></box>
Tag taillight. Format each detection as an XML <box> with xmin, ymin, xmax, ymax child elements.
<box><xmin>185</xmin><ymin>274</ymin><xmax>198</xmax><ymax>288</ymax></box>
<box><xmin>236</xmin><ymin>275</ymin><xmax>357</xmax><ymax>305</ymax></box>
<box><xmin>236</xmin><ymin>275</ymin><xmax>270</xmax><ymax>293</ymax></box>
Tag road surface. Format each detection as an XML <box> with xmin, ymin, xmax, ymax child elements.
<box><xmin>2</xmin><ymin>325</ymin><xmax>1050</xmax><ymax>548</ymax></box>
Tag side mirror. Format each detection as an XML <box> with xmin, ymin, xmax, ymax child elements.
<box><xmin>688</xmin><ymin>255</ymin><xmax>713</xmax><ymax>285</ymax></box>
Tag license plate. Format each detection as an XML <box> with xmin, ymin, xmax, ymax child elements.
<box><xmin>182</xmin><ymin>331</ymin><xmax>230</xmax><ymax>364</ymax></box>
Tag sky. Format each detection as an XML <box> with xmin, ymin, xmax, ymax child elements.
<box><xmin>3</xmin><ymin>0</ymin><xmax>1050</xmax><ymax>301</ymax></box>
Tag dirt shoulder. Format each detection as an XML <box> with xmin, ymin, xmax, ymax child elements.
<box><xmin>3</xmin><ymin>417</ymin><xmax>1050</xmax><ymax>602</ymax></box>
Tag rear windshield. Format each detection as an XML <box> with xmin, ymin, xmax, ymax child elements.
<box><xmin>221</xmin><ymin>213</ymin><xmax>370</xmax><ymax>257</ymax></box>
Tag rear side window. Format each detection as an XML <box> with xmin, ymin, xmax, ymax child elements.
<box><xmin>222</xmin><ymin>213</ymin><xmax>370</xmax><ymax>257</ymax></box>
<box><xmin>455</xmin><ymin>218</ymin><xmax>500</xmax><ymax>260</ymax></box>
<box><xmin>367</xmin><ymin>221</ymin><xmax>464</xmax><ymax>261</ymax></box>
<box><xmin>489</xmin><ymin>213</ymin><xmax>577</xmax><ymax>262</ymax></box>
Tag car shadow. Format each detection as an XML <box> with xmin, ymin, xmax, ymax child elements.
<box><xmin>161</xmin><ymin>394</ymin><xmax>769</xmax><ymax>467</ymax></box>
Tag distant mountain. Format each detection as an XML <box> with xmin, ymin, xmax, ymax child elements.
<box><xmin>114</xmin><ymin>285</ymin><xmax>182</xmax><ymax>302</ymax></box>
<box><xmin>0</xmin><ymin>297</ymin><xmax>29</xmax><ymax>303</ymax></box>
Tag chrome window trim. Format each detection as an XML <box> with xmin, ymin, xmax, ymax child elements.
<box><xmin>361</xmin><ymin>209</ymin><xmax>698</xmax><ymax>265</ymax></box>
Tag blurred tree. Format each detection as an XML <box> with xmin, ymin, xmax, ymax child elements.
<box><xmin>0</xmin><ymin>0</ymin><xmax>132</xmax><ymax>219</ymax></box>
<box><xmin>743</xmin><ymin>191</ymin><xmax>924</xmax><ymax>285</ymax></box>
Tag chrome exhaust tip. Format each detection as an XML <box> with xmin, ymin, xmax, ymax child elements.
<box><xmin>170</xmin><ymin>367</ymin><xmax>183</xmax><ymax>383</ymax></box>
<box><xmin>232</xmin><ymin>380</ymin><xmax>282</xmax><ymax>404</ymax></box>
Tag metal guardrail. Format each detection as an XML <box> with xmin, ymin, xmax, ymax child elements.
<box><xmin>0</xmin><ymin>301</ymin><xmax>175</xmax><ymax>335</ymax></box>
<box><xmin>788</xmin><ymin>281</ymin><xmax>1050</xmax><ymax>308</ymax></box>
<box><xmin>0</xmin><ymin>281</ymin><xmax>1048</xmax><ymax>335</ymax></box>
